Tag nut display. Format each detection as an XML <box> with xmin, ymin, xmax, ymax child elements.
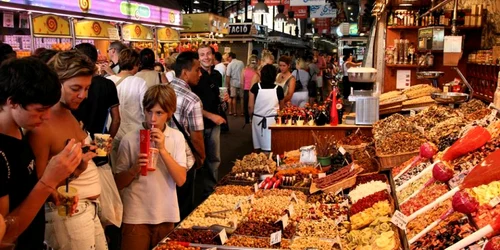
<box><xmin>154</xmin><ymin>242</ymin><xmax>200</xmax><ymax>250</ymax></box>
<box><xmin>296</xmin><ymin>218</ymin><xmax>339</xmax><ymax>238</ymax></box>
<box><xmin>290</xmin><ymin>237</ymin><xmax>339</xmax><ymax>250</ymax></box>
<box><xmin>166</xmin><ymin>229</ymin><xmax>218</xmax><ymax>245</ymax></box>
<box><xmin>373</xmin><ymin>114</ymin><xmax>419</xmax><ymax>142</ymax></box>
<box><xmin>255</xmin><ymin>189</ymin><xmax>307</xmax><ymax>201</ymax></box>
<box><xmin>459</xmin><ymin>99</ymin><xmax>487</xmax><ymax>116</ymax></box>
<box><xmin>225</xmin><ymin>235</ymin><xmax>291</xmax><ymax>249</ymax></box>
<box><xmin>426</xmin><ymin>117</ymin><xmax>467</xmax><ymax>145</ymax></box>
<box><xmin>376</xmin><ymin>132</ymin><xmax>426</xmax><ymax>155</ymax></box>
<box><xmin>214</xmin><ymin>185</ymin><xmax>254</xmax><ymax>196</ymax></box>
<box><xmin>232</xmin><ymin>153</ymin><xmax>277</xmax><ymax>174</ymax></box>
<box><xmin>307</xmin><ymin>193</ymin><xmax>349</xmax><ymax>204</ymax></box>
<box><xmin>408</xmin><ymin>105</ymin><xmax>459</xmax><ymax>130</ymax></box>
<box><xmin>233</xmin><ymin>221</ymin><xmax>296</xmax><ymax>239</ymax></box>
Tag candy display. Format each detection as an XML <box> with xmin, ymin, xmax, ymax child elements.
<box><xmin>394</xmin><ymin>161</ymin><xmax>430</xmax><ymax>187</ymax></box>
<box><xmin>397</xmin><ymin>171</ymin><xmax>433</xmax><ymax>202</ymax></box>
<box><xmin>410</xmin><ymin>215</ymin><xmax>476</xmax><ymax>249</ymax></box>
<box><xmin>350</xmin><ymin>191</ymin><xmax>391</xmax><ymax>216</ymax></box>
<box><xmin>400</xmin><ymin>183</ymin><xmax>448</xmax><ymax>216</ymax></box>
<box><xmin>232</xmin><ymin>153</ymin><xmax>277</xmax><ymax>174</ymax></box>
<box><xmin>406</xmin><ymin>199</ymin><xmax>453</xmax><ymax>239</ymax></box>
<box><xmin>349</xmin><ymin>180</ymin><xmax>390</xmax><ymax>203</ymax></box>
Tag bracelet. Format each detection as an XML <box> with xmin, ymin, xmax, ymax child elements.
<box><xmin>39</xmin><ymin>179</ymin><xmax>56</xmax><ymax>192</ymax></box>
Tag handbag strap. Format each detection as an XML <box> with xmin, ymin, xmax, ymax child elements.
<box><xmin>171</xmin><ymin>116</ymin><xmax>201</xmax><ymax>158</ymax></box>
<box><xmin>115</xmin><ymin>75</ymin><xmax>131</xmax><ymax>88</ymax></box>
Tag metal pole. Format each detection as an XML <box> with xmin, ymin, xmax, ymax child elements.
<box><xmin>451</xmin><ymin>0</ymin><xmax>458</xmax><ymax>35</ymax></box>
<box><xmin>69</xmin><ymin>17</ymin><xmax>76</xmax><ymax>48</ymax></box>
<box><xmin>28</xmin><ymin>12</ymin><xmax>35</xmax><ymax>53</ymax></box>
<box><xmin>272</xmin><ymin>6</ymin><xmax>275</xmax><ymax>30</ymax></box>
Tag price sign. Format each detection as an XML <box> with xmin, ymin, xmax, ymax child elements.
<box><xmin>218</xmin><ymin>229</ymin><xmax>228</xmax><ymax>245</ymax></box>
<box><xmin>270</xmin><ymin>230</ymin><xmax>282</xmax><ymax>245</ymax></box>
<box><xmin>277</xmin><ymin>154</ymin><xmax>281</xmax><ymax>167</ymax></box>
<box><xmin>290</xmin><ymin>192</ymin><xmax>298</xmax><ymax>203</ymax></box>
<box><xmin>288</xmin><ymin>204</ymin><xmax>295</xmax><ymax>217</ymax></box>
<box><xmin>339</xmin><ymin>146</ymin><xmax>347</xmax><ymax>155</ymax></box>
<box><xmin>254</xmin><ymin>183</ymin><xmax>259</xmax><ymax>193</ymax></box>
<box><xmin>234</xmin><ymin>200</ymin><xmax>242</xmax><ymax>211</ymax></box>
<box><xmin>231</xmin><ymin>217</ymin><xmax>238</xmax><ymax>228</ymax></box>
<box><xmin>410</xmin><ymin>109</ymin><xmax>416</xmax><ymax>116</ymax></box>
<box><xmin>318</xmin><ymin>173</ymin><xmax>326</xmax><ymax>178</ymax></box>
<box><xmin>489</xmin><ymin>196</ymin><xmax>500</xmax><ymax>208</ymax></box>
<box><xmin>248</xmin><ymin>194</ymin><xmax>255</xmax><ymax>204</ymax></box>
<box><xmin>416</xmin><ymin>125</ymin><xmax>425</xmax><ymax>134</ymax></box>
<box><xmin>391</xmin><ymin>210</ymin><xmax>409</xmax><ymax>230</ymax></box>
<box><xmin>489</xmin><ymin>109</ymin><xmax>498</xmax><ymax>122</ymax></box>
<box><xmin>334</xmin><ymin>188</ymin><xmax>343</xmax><ymax>195</ymax></box>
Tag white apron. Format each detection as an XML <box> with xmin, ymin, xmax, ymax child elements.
<box><xmin>252</xmin><ymin>83</ymin><xmax>279</xmax><ymax>151</ymax></box>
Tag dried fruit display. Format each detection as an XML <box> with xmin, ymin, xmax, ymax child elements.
<box><xmin>373</xmin><ymin>114</ymin><xmax>419</xmax><ymax>142</ymax></box>
<box><xmin>307</xmin><ymin>193</ymin><xmax>348</xmax><ymax>204</ymax></box>
<box><xmin>394</xmin><ymin>161</ymin><xmax>430</xmax><ymax>187</ymax></box>
<box><xmin>296</xmin><ymin>218</ymin><xmax>339</xmax><ymax>238</ymax></box>
<box><xmin>338</xmin><ymin>132</ymin><xmax>373</xmax><ymax>146</ymax></box>
<box><xmin>233</xmin><ymin>221</ymin><xmax>296</xmax><ymax>239</ymax></box>
<box><xmin>392</xmin><ymin>156</ymin><xmax>428</xmax><ymax>178</ymax></box>
<box><xmin>301</xmin><ymin>203</ymin><xmax>349</xmax><ymax>221</ymax></box>
<box><xmin>406</xmin><ymin>199</ymin><xmax>453</xmax><ymax>239</ymax></box>
<box><xmin>426</xmin><ymin>117</ymin><xmax>467</xmax><ymax>145</ymax></box>
<box><xmin>350</xmin><ymin>191</ymin><xmax>391</xmax><ymax>216</ymax></box>
<box><xmin>166</xmin><ymin>229</ymin><xmax>218</xmax><ymax>245</ymax></box>
<box><xmin>225</xmin><ymin>235</ymin><xmax>291</xmax><ymax>249</ymax></box>
<box><xmin>459</xmin><ymin>99</ymin><xmax>487</xmax><ymax>116</ymax></box>
<box><xmin>290</xmin><ymin>237</ymin><xmax>339</xmax><ymax>250</ymax></box>
<box><xmin>401</xmin><ymin>183</ymin><xmax>449</xmax><ymax>216</ymax></box>
<box><xmin>344</xmin><ymin>216</ymin><xmax>398</xmax><ymax>250</ymax></box>
<box><xmin>154</xmin><ymin>242</ymin><xmax>200</xmax><ymax>250</ymax></box>
<box><xmin>452</xmin><ymin>136</ymin><xmax>500</xmax><ymax>174</ymax></box>
<box><xmin>355</xmin><ymin>174</ymin><xmax>388</xmax><ymax>187</ymax></box>
<box><xmin>376</xmin><ymin>132</ymin><xmax>426</xmax><ymax>155</ymax></box>
<box><xmin>397</xmin><ymin>171</ymin><xmax>433</xmax><ymax>202</ymax></box>
<box><xmin>466</xmin><ymin>181</ymin><xmax>500</xmax><ymax>205</ymax></box>
<box><xmin>408</xmin><ymin>105</ymin><xmax>459</xmax><ymax>130</ymax></box>
<box><xmin>349</xmin><ymin>180</ymin><xmax>390</xmax><ymax>203</ymax></box>
<box><xmin>472</xmin><ymin>205</ymin><xmax>500</xmax><ymax>231</ymax></box>
<box><xmin>410</xmin><ymin>214</ymin><xmax>475</xmax><ymax>250</ymax></box>
<box><xmin>231</xmin><ymin>153</ymin><xmax>277</xmax><ymax>174</ymax></box>
<box><xmin>214</xmin><ymin>185</ymin><xmax>253</xmax><ymax>196</ymax></box>
<box><xmin>350</xmin><ymin>201</ymin><xmax>392</xmax><ymax>230</ymax></box>
<box><xmin>466</xmin><ymin>108</ymin><xmax>491</xmax><ymax>121</ymax></box>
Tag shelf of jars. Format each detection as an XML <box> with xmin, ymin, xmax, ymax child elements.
<box><xmin>466</xmin><ymin>63</ymin><xmax>499</xmax><ymax>103</ymax></box>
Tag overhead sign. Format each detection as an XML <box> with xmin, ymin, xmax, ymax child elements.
<box><xmin>229</xmin><ymin>24</ymin><xmax>253</xmax><ymax>35</ymax></box>
<box><xmin>5</xmin><ymin>0</ymin><xmax>182</xmax><ymax>26</ymax></box>
<box><xmin>32</xmin><ymin>14</ymin><xmax>71</xmax><ymax>36</ymax></box>
<box><xmin>250</xmin><ymin>0</ymin><xmax>289</xmax><ymax>6</ymax></box>
<box><xmin>310</xmin><ymin>5</ymin><xmax>337</xmax><ymax>18</ymax></box>
<box><xmin>157</xmin><ymin>27</ymin><xmax>180</xmax><ymax>41</ymax></box>
<box><xmin>285</xmin><ymin>5</ymin><xmax>308</xmax><ymax>19</ymax></box>
<box><xmin>74</xmin><ymin>20</ymin><xmax>116</xmax><ymax>39</ymax></box>
<box><xmin>183</xmin><ymin>13</ymin><xmax>229</xmax><ymax>34</ymax></box>
<box><xmin>121</xmin><ymin>24</ymin><xmax>154</xmax><ymax>41</ymax></box>
<box><xmin>290</xmin><ymin>0</ymin><xmax>326</xmax><ymax>6</ymax></box>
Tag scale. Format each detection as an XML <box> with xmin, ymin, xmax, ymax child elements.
<box><xmin>347</xmin><ymin>67</ymin><xmax>379</xmax><ymax>125</ymax></box>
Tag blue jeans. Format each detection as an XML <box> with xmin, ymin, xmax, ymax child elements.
<box><xmin>201</xmin><ymin>125</ymin><xmax>221</xmax><ymax>198</ymax></box>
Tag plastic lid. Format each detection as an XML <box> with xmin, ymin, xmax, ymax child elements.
<box><xmin>347</xmin><ymin>67</ymin><xmax>377</xmax><ymax>73</ymax></box>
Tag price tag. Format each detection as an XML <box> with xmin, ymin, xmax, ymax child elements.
<box><xmin>387</xmin><ymin>184</ymin><xmax>392</xmax><ymax>193</ymax></box>
<box><xmin>416</xmin><ymin>125</ymin><xmax>425</xmax><ymax>134</ymax></box>
<box><xmin>318</xmin><ymin>173</ymin><xmax>326</xmax><ymax>178</ymax></box>
<box><xmin>391</xmin><ymin>210</ymin><xmax>409</xmax><ymax>230</ymax></box>
<box><xmin>290</xmin><ymin>192</ymin><xmax>298</xmax><ymax>203</ymax></box>
<box><xmin>218</xmin><ymin>229</ymin><xmax>228</xmax><ymax>245</ymax></box>
<box><xmin>334</xmin><ymin>188</ymin><xmax>343</xmax><ymax>195</ymax></box>
<box><xmin>306</xmin><ymin>248</ymin><xmax>319</xmax><ymax>250</ymax></box>
<box><xmin>234</xmin><ymin>200</ymin><xmax>242</xmax><ymax>211</ymax></box>
<box><xmin>270</xmin><ymin>230</ymin><xmax>282</xmax><ymax>245</ymax></box>
<box><xmin>254</xmin><ymin>182</ymin><xmax>259</xmax><ymax>193</ymax></box>
<box><xmin>288</xmin><ymin>204</ymin><xmax>295</xmax><ymax>217</ymax></box>
<box><xmin>277</xmin><ymin>154</ymin><xmax>280</xmax><ymax>167</ymax></box>
<box><xmin>489</xmin><ymin>196</ymin><xmax>500</xmax><ymax>208</ymax></box>
<box><xmin>410</xmin><ymin>109</ymin><xmax>416</xmax><ymax>116</ymax></box>
<box><xmin>339</xmin><ymin>146</ymin><xmax>346</xmax><ymax>155</ymax></box>
<box><xmin>248</xmin><ymin>194</ymin><xmax>255</xmax><ymax>204</ymax></box>
<box><xmin>489</xmin><ymin>109</ymin><xmax>498</xmax><ymax>122</ymax></box>
<box><xmin>335</xmin><ymin>216</ymin><xmax>343</xmax><ymax>225</ymax></box>
<box><xmin>266</xmin><ymin>165</ymin><xmax>270</xmax><ymax>173</ymax></box>
<box><xmin>280</xmin><ymin>214</ymin><xmax>289</xmax><ymax>229</ymax></box>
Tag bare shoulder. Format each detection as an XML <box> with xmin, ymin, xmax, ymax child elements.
<box><xmin>27</xmin><ymin>123</ymin><xmax>53</xmax><ymax>144</ymax></box>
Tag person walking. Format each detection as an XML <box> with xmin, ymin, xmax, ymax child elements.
<box><xmin>225</xmin><ymin>52</ymin><xmax>245</xmax><ymax>116</ymax></box>
<box><xmin>241</xmin><ymin>55</ymin><xmax>258</xmax><ymax>124</ymax></box>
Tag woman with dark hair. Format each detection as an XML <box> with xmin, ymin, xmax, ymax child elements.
<box><xmin>248</xmin><ymin>64</ymin><xmax>285</xmax><ymax>152</ymax></box>
<box><xmin>275</xmin><ymin>55</ymin><xmax>296</xmax><ymax>104</ymax></box>
<box><xmin>136</xmin><ymin>48</ymin><xmax>167</xmax><ymax>87</ymax></box>
<box><xmin>154</xmin><ymin>62</ymin><xmax>165</xmax><ymax>73</ymax></box>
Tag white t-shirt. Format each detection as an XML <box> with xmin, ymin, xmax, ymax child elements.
<box><xmin>115</xmin><ymin>127</ymin><xmax>187</xmax><ymax>224</ymax></box>
<box><xmin>214</xmin><ymin>63</ymin><xmax>226</xmax><ymax>78</ymax></box>
<box><xmin>107</xmin><ymin>75</ymin><xmax>148</xmax><ymax>140</ymax></box>
<box><xmin>135</xmin><ymin>70</ymin><xmax>161</xmax><ymax>88</ymax></box>
<box><xmin>166</xmin><ymin>71</ymin><xmax>175</xmax><ymax>83</ymax></box>
<box><xmin>226</xmin><ymin>59</ymin><xmax>245</xmax><ymax>88</ymax></box>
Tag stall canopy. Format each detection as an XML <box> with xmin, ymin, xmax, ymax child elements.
<box><xmin>182</xmin><ymin>13</ymin><xmax>229</xmax><ymax>35</ymax></box>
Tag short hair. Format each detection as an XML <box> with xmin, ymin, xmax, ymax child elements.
<box><xmin>198</xmin><ymin>44</ymin><xmax>213</xmax><ymax>54</ymax></box>
<box><xmin>173</xmin><ymin>52</ymin><xmax>199</xmax><ymax>77</ymax></box>
<box><xmin>143</xmin><ymin>84</ymin><xmax>176</xmax><ymax>115</ymax></box>
<box><xmin>262</xmin><ymin>52</ymin><xmax>274</xmax><ymax>62</ymax></box>
<box><xmin>260</xmin><ymin>64</ymin><xmax>277</xmax><ymax>86</ymax></box>
<box><xmin>75</xmin><ymin>43</ymin><xmax>98</xmax><ymax>63</ymax></box>
<box><xmin>109</xmin><ymin>41</ymin><xmax>126</xmax><ymax>52</ymax></box>
<box><xmin>118</xmin><ymin>48</ymin><xmax>140</xmax><ymax>71</ymax></box>
<box><xmin>0</xmin><ymin>43</ymin><xmax>16</xmax><ymax>64</ymax></box>
<box><xmin>0</xmin><ymin>57</ymin><xmax>61</xmax><ymax>109</ymax></box>
<box><xmin>33</xmin><ymin>47</ymin><xmax>46</xmax><ymax>56</ymax></box>
<box><xmin>139</xmin><ymin>48</ymin><xmax>156</xmax><ymax>71</ymax></box>
<box><xmin>48</xmin><ymin>50</ymin><xmax>96</xmax><ymax>83</ymax></box>
<box><xmin>214</xmin><ymin>52</ymin><xmax>223</xmax><ymax>63</ymax></box>
<box><xmin>228</xmin><ymin>52</ymin><xmax>236</xmax><ymax>59</ymax></box>
<box><xmin>35</xmin><ymin>49</ymin><xmax>58</xmax><ymax>63</ymax></box>
<box><xmin>164</xmin><ymin>55</ymin><xmax>176</xmax><ymax>70</ymax></box>
<box><xmin>296</xmin><ymin>58</ymin><xmax>307</xmax><ymax>70</ymax></box>
<box><xmin>154</xmin><ymin>62</ymin><xmax>165</xmax><ymax>72</ymax></box>
<box><xmin>279</xmin><ymin>55</ymin><xmax>292</xmax><ymax>66</ymax></box>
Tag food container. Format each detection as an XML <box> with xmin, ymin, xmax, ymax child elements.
<box><xmin>347</xmin><ymin>67</ymin><xmax>377</xmax><ymax>83</ymax></box>
<box><xmin>377</xmin><ymin>151</ymin><xmax>419</xmax><ymax>170</ymax></box>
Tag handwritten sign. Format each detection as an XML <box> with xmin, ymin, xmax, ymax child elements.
<box><xmin>291</xmin><ymin>192</ymin><xmax>298</xmax><ymax>203</ymax></box>
<box><xmin>391</xmin><ymin>210</ymin><xmax>409</xmax><ymax>230</ymax></box>
<box><xmin>218</xmin><ymin>229</ymin><xmax>228</xmax><ymax>245</ymax></box>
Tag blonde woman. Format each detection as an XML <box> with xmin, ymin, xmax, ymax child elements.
<box><xmin>240</xmin><ymin>55</ymin><xmax>259</xmax><ymax>124</ymax></box>
<box><xmin>291</xmin><ymin>57</ymin><xmax>310</xmax><ymax>107</ymax></box>
<box><xmin>251</xmin><ymin>51</ymin><xmax>275</xmax><ymax>90</ymax></box>
<box><xmin>275</xmin><ymin>55</ymin><xmax>296</xmax><ymax>104</ymax></box>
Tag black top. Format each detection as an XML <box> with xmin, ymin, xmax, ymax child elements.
<box><xmin>0</xmin><ymin>133</ymin><xmax>44</xmax><ymax>250</ymax></box>
<box><xmin>192</xmin><ymin>67</ymin><xmax>222</xmax><ymax>129</ymax></box>
<box><xmin>250</xmin><ymin>83</ymin><xmax>285</xmax><ymax>101</ymax></box>
<box><xmin>72</xmin><ymin>76</ymin><xmax>120</xmax><ymax>138</ymax></box>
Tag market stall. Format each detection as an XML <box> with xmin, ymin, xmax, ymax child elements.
<box><xmin>180</xmin><ymin>13</ymin><xmax>229</xmax><ymax>53</ymax></box>
<box><xmin>0</xmin><ymin>11</ymin><xmax>31</xmax><ymax>58</ymax></box>
<box><xmin>218</xmin><ymin>23</ymin><xmax>268</xmax><ymax>66</ymax></box>
<box><xmin>157</xmin><ymin>27</ymin><xmax>181</xmax><ymax>60</ymax></box>
<box><xmin>267</xmin><ymin>31</ymin><xmax>309</xmax><ymax>60</ymax></box>
<box><xmin>74</xmin><ymin>19</ymin><xmax>119</xmax><ymax>62</ymax></box>
<box><xmin>122</xmin><ymin>23</ymin><xmax>155</xmax><ymax>52</ymax></box>
<box><xmin>32</xmin><ymin>14</ymin><xmax>72</xmax><ymax>51</ymax></box>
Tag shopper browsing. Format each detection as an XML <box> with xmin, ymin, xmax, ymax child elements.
<box><xmin>0</xmin><ymin>57</ymin><xmax>83</xmax><ymax>250</ymax></box>
<box><xmin>225</xmin><ymin>52</ymin><xmax>245</xmax><ymax>116</ymax></box>
<box><xmin>114</xmin><ymin>85</ymin><xmax>187</xmax><ymax>250</ymax></box>
<box><xmin>291</xmin><ymin>57</ymin><xmax>310</xmax><ymax>107</ymax></box>
<box><xmin>28</xmin><ymin>51</ymin><xmax>107</xmax><ymax>250</ymax></box>
<box><xmin>275</xmin><ymin>55</ymin><xmax>297</xmax><ymax>104</ymax></box>
<box><xmin>136</xmin><ymin>48</ymin><xmax>168</xmax><ymax>87</ymax></box>
<box><xmin>103</xmin><ymin>41</ymin><xmax>126</xmax><ymax>76</ymax></box>
<box><xmin>241</xmin><ymin>55</ymin><xmax>259</xmax><ymax>124</ymax></box>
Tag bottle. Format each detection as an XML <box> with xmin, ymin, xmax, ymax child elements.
<box><xmin>148</xmin><ymin>125</ymin><xmax>159</xmax><ymax>171</ymax></box>
<box><xmin>388</xmin><ymin>9</ymin><xmax>394</xmax><ymax>26</ymax></box>
<box><xmin>494</xmin><ymin>71</ymin><xmax>500</xmax><ymax>108</ymax></box>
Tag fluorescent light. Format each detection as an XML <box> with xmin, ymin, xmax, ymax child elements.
<box><xmin>400</xmin><ymin>3</ymin><xmax>413</xmax><ymax>6</ymax></box>
<box><xmin>194</xmin><ymin>0</ymin><xmax>200</xmax><ymax>3</ymax></box>
<box><xmin>0</xmin><ymin>6</ymin><xmax>26</xmax><ymax>11</ymax></box>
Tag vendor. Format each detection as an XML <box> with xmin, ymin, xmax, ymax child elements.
<box><xmin>342</xmin><ymin>54</ymin><xmax>362</xmax><ymax>98</ymax></box>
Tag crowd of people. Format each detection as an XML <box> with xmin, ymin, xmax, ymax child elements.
<box><xmin>0</xmin><ymin>40</ymin><xmax>347</xmax><ymax>250</ymax></box>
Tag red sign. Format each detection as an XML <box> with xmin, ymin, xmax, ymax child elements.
<box><xmin>285</xmin><ymin>5</ymin><xmax>307</xmax><ymax>19</ymax></box>
<box><xmin>251</xmin><ymin>0</ymin><xmax>289</xmax><ymax>6</ymax></box>
<box><xmin>314</xmin><ymin>18</ymin><xmax>331</xmax><ymax>34</ymax></box>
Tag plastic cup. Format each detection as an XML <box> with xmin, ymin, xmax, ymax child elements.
<box><xmin>219</xmin><ymin>87</ymin><xmax>228</xmax><ymax>101</ymax></box>
<box><xmin>94</xmin><ymin>133</ymin><xmax>110</xmax><ymax>157</ymax></box>
<box><xmin>148</xmin><ymin>148</ymin><xmax>159</xmax><ymax>171</ymax></box>
<box><xmin>56</xmin><ymin>186</ymin><xmax>78</xmax><ymax>217</ymax></box>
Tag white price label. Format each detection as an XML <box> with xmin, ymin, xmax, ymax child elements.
<box><xmin>231</xmin><ymin>217</ymin><xmax>238</xmax><ymax>228</ymax></box>
<box><xmin>339</xmin><ymin>146</ymin><xmax>346</xmax><ymax>155</ymax></box>
<box><xmin>234</xmin><ymin>201</ymin><xmax>242</xmax><ymax>211</ymax></box>
<box><xmin>335</xmin><ymin>188</ymin><xmax>343</xmax><ymax>195</ymax></box>
<box><xmin>270</xmin><ymin>230</ymin><xmax>282</xmax><ymax>245</ymax></box>
<box><xmin>416</xmin><ymin>125</ymin><xmax>425</xmax><ymax>134</ymax></box>
<box><xmin>318</xmin><ymin>173</ymin><xmax>326</xmax><ymax>178</ymax></box>
<box><xmin>391</xmin><ymin>210</ymin><xmax>409</xmax><ymax>230</ymax></box>
<box><xmin>219</xmin><ymin>229</ymin><xmax>228</xmax><ymax>245</ymax></box>
<box><xmin>207</xmin><ymin>248</ymin><xmax>217</xmax><ymax>250</ymax></box>
<box><xmin>288</xmin><ymin>204</ymin><xmax>295</xmax><ymax>217</ymax></box>
<box><xmin>410</xmin><ymin>109</ymin><xmax>416</xmax><ymax>116</ymax></box>
<box><xmin>248</xmin><ymin>194</ymin><xmax>255</xmax><ymax>204</ymax></box>
<box><xmin>291</xmin><ymin>192</ymin><xmax>298</xmax><ymax>203</ymax></box>
<box><xmin>281</xmin><ymin>214</ymin><xmax>289</xmax><ymax>229</ymax></box>
<box><xmin>489</xmin><ymin>196</ymin><xmax>500</xmax><ymax>208</ymax></box>
<box><xmin>277</xmin><ymin>155</ymin><xmax>280</xmax><ymax>167</ymax></box>
<box><xmin>254</xmin><ymin>183</ymin><xmax>259</xmax><ymax>193</ymax></box>
<box><xmin>266</xmin><ymin>165</ymin><xmax>270</xmax><ymax>173</ymax></box>
<box><xmin>489</xmin><ymin>109</ymin><xmax>498</xmax><ymax>122</ymax></box>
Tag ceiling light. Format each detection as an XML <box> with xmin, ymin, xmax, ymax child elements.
<box><xmin>253</xmin><ymin>0</ymin><xmax>269</xmax><ymax>14</ymax></box>
<box><xmin>194</xmin><ymin>0</ymin><xmax>200</xmax><ymax>3</ymax></box>
<box><xmin>274</xmin><ymin>5</ymin><xmax>287</xmax><ymax>23</ymax></box>
<box><xmin>286</xmin><ymin>11</ymin><xmax>296</xmax><ymax>27</ymax></box>
<box><xmin>400</xmin><ymin>3</ymin><xmax>413</xmax><ymax>6</ymax></box>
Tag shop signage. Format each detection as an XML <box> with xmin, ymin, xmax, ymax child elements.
<box><xmin>290</xmin><ymin>0</ymin><xmax>326</xmax><ymax>6</ymax></box>
<box><xmin>310</xmin><ymin>5</ymin><xmax>337</xmax><ymax>18</ymax></box>
<box><xmin>314</xmin><ymin>18</ymin><xmax>331</xmax><ymax>34</ymax></box>
<box><xmin>250</xmin><ymin>0</ymin><xmax>289</xmax><ymax>6</ymax></box>
<box><xmin>74</xmin><ymin>20</ymin><xmax>116</xmax><ymax>39</ymax></box>
<box><xmin>229</xmin><ymin>24</ymin><xmax>252</xmax><ymax>35</ymax></box>
<box><xmin>157</xmin><ymin>27</ymin><xmax>180</xmax><ymax>41</ymax></box>
<box><xmin>284</xmin><ymin>5</ymin><xmax>308</xmax><ymax>19</ymax></box>
<box><xmin>122</xmin><ymin>24</ymin><xmax>154</xmax><ymax>41</ymax></box>
<box><xmin>3</xmin><ymin>12</ymin><xmax>14</xmax><ymax>28</ymax></box>
<box><xmin>182</xmin><ymin>14</ymin><xmax>229</xmax><ymax>35</ymax></box>
<box><xmin>32</xmin><ymin>14</ymin><xmax>71</xmax><ymax>36</ymax></box>
<box><xmin>6</xmin><ymin>0</ymin><xmax>182</xmax><ymax>26</ymax></box>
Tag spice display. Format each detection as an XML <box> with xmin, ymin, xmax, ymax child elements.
<box><xmin>225</xmin><ymin>235</ymin><xmax>291</xmax><ymax>249</ymax></box>
<box><xmin>410</xmin><ymin>214</ymin><xmax>475</xmax><ymax>250</ymax></box>
<box><xmin>350</xmin><ymin>191</ymin><xmax>391</xmax><ymax>216</ymax></box>
<box><xmin>401</xmin><ymin>183</ymin><xmax>448</xmax><ymax>216</ymax></box>
<box><xmin>394</xmin><ymin>161</ymin><xmax>430</xmax><ymax>187</ymax></box>
<box><xmin>154</xmin><ymin>242</ymin><xmax>200</xmax><ymax>250</ymax></box>
<box><xmin>232</xmin><ymin>153</ymin><xmax>277</xmax><ymax>174</ymax></box>
<box><xmin>350</xmin><ymin>201</ymin><xmax>392</xmax><ymax>230</ymax></box>
<box><xmin>214</xmin><ymin>185</ymin><xmax>254</xmax><ymax>196</ymax></box>
<box><xmin>290</xmin><ymin>237</ymin><xmax>339</xmax><ymax>250</ymax></box>
<box><xmin>376</xmin><ymin>132</ymin><xmax>425</xmax><ymax>155</ymax></box>
<box><xmin>344</xmin><ymin>216</ymin><xmax>398</xmax><ymax>250</ymax></box>
<box><xmin>349</xmin><ymin>180</ymin><xmax>390</xmax><ymax>203</ymax></box>
<box><xmin>459</xmin><ymin>99</ymin><xmax>487</xmax><ymax>116</ymax></box>
<box><xmin>397</xmin><ymin>171</ymin><xmax>433</xmax><ymax>202</ymax></box>
<box><xmin>409</xmin><ymin>105</ymin><xmax>459</xmax><ymax>130</ymax></box>
<box><xmin>166</xmin><ymin>229</ymin><xmax>218</xmax><ymax>245</ymax></box>
<box><xmin>233</xmin><ymin>221</ymin><xmax>296</xmax><ymax>239</ymax></box>
<box><xmin>339</xmin><ymin>132</ymin><xmax>373</xmax><ymax>146</ymax></box>
<box><xmin>406</xmin><ymin>199</ymin><xmax>453</xmax><ymax>239</ymax></box>
<box><xmin>426</xmin><ymin>117</ymin><xmax>467</xmax><ymax>145</ymax></box>
<box><xmin>373</xmin><ymin>114</ymin><xmax>419</xmax><ymax>141</ymax></box>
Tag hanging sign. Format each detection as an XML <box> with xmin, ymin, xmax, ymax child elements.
<box><xmin>32</xmin><ymin>14</ymin><xmax>71</xmax><ymax>36</ymax></box>
<box><xmin>284</xmin><ymin>5</ymin><xmax>308</xmax><ymax>19</ymax></box>
<box><xmin>157</xmin><ymin>27</ymin><xmax>180</xmax><ymax>41</ymax></box>
<box><xmin>3</xmin><ymin>12</ymin><xmax>14</xmax><ymax>28</ymax></box>
<box><xmin>122</xmin><ymin>24</ymin><xmax>154</xmax><ymax>41</ymax></box>
<box><xmin>290</xmin><ymin>0</ymin><xmax>326</xmax><ymax>6</ymax></box>
<box><xmin>19</xmin><ymin>13</ymin><xmax>29</xmax><ymax>29</ymax></box>
<box><xmin>228</xmin><ymin>24</ymin><xmax>253</xmax><ymax>35</ymax></box>
<box><xmin>250</xmin><ymin>0</ymin><xmax>288</xmax><ymax>6</ymax></box>
<box><xmin>310</xmin><ymin>5</ymin><xmax>337</xmax><ymax>18</ymax></box>
<box><xmin>74</xmin><ymin>20</ymin><xmax>116</xmax><ymax>39</ymax></box>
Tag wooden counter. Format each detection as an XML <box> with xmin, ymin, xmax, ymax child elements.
<box><xmin>269</xmin><ymin>124</ymin><xmax>373</xmax><ymax>154</ymax></box>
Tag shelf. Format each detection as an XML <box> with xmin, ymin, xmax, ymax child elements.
<box><xmin>387</xmin><ymin>26</ymin><xmax>423</xmax><ymax>30</ymax></box>
<box><xmin>386</xmin><ymin>64</ymin><xmax>422</xmax><ymax>68</ymax></box>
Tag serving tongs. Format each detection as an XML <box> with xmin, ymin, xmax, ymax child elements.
<box><xmin>205</xmin><ymin>208</ymin><xmax>233</xmax><ymax>219</ymax></box>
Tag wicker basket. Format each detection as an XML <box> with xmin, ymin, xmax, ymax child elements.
<box><xmin>339</xmin><ymin>141</ymin><xmax>374</xmax><ymax>155</ymax></box>
<box><xmin>377</xmin><ymin>151</ymin><xmax>419</xmax><ymax>170</ymax></box>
